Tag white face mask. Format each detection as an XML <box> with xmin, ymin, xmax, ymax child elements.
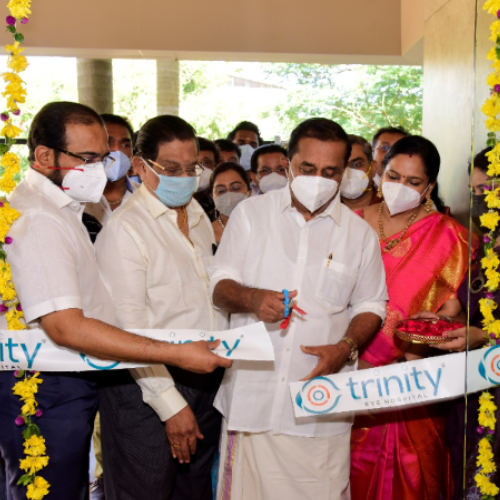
<box><xmin>340</xmin><ymin>167</ymin><xmax>370</xmax><ymax>200</ymax></box>
<box><xmin>290</xmin><ymin>169</ymin><xmax>339</xmax><ymax>213</ymax></box>
<box><xmin>214</xmin><ymin>192</ymin><xmax>248</xmax><ymax>217</ymax></box>
<box><xmin>239</xmin><ymin>144</ymin><xmax>255</xmax><ymax>171</ymax></box>
<box><xmin>382</xmin><ymin>181</ymin><xmax>430</xmax><ymax>216</ymax></box>
<box><xmin>197</xmin><ymin>166</ymin><xmax>212</xmax><ymax>192</ymax></box>
<box><xmin>259</xmin><ymin>172</ymin><xmax>288</xmax><ymax>193</ymax></box>
<box><xmin>62</xmin><ymin>162</ymin><xmax>107</xmax><ymax>203</ymax></box>
<box><xmin>373</xmin><ymin>173</ymin><xmax>381</xmax><ymax>188</ymax></box>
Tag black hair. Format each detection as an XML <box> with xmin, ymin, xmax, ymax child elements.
<box><xmin>198</xmin><ymin>137</ymin><xmax>220</xmax><ymax>164</ymax></box>
<box><xmin>383</xmin><ymin>135</ymin><xmax>446</xmax><ymax>213</ymax></box>
<box><xmin>250</xmin><ymin>144</ymin><xmax>288</xmax><ymax>173</ymax></box>
<box><xmin>214</xmin><ymin>139</ymin><xmax>241</xmax><ymax>159</ymax></box>
<box><xmin>348</xmin><ymin>134</ymin><xmax>373</xmax><ymax>162</ymax></box>
<box><xmin>210</xmin><ymin>162</ymin><xmax>251</xmax><ymax>193</ymax></box>
<box><xmin>288</xmin><ymin>118</ymin><xmax>351</xmax><ymax>164</ymax></box>
<box><xmin>134</xmin><ymin>115</ymin><xmax>198</xmax><ymax>161</ymax></box>
<box><xmin>469</xmin><ymin>147</ymin><xmax>492</xmax><ymax>174</ymax></box>
<box><xmin>28</xmin><ymin>101</ymin><xmax>104</xmax><ymax>163</ymax></box>
<box><xmin>227</xmin><ymin>121</ymin><xmax>262</xmax><ymax>145</ymax></box>
<box><xmin>101</xmin><ymin>113</ymin><xmax>135</xmax><ymax>144</ymax></box>
<box><xmin>371</xmin><ymin>126</ymin><xmax>408</xmax><ymax>149</ymax></box>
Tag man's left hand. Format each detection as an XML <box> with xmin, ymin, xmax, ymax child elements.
<box><xmin>300</xmin><ymin>342</ymin><xmax>351</xmax><ymax>381</ymax></box>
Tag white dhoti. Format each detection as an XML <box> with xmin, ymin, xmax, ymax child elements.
<box><xmin>217</xmin><ymin>419</ymin><xmax>351</xmax><ymax>500</ymax></box>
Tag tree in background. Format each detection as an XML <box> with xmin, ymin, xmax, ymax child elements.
<box><xmin>262</xmin><ymin>63</ymin><xmax>423</xmax><ymax>139</ymax></box>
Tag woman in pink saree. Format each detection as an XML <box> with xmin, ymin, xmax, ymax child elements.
<box><xmin>350</xmin><ymin>136</ymin><xmax>473</xmax><ymax>500</ymax></box>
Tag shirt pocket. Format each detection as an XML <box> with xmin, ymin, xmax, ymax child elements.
<box><xmin>315</xmin><ymin>258</ymin><xmax>358</xmax><ymax>313</ymax></box>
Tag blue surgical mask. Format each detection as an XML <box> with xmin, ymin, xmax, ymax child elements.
<box><xmin>143</xmin><ymin>158</ymin><xmax>197</xmax><ymax>207</ymax></box>
<box><xmin>105</xmin><ymin>151</ymin><xmax>131</xmax><ymax>182</ymax></box>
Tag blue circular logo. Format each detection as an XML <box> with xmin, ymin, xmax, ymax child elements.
<box><xmin>79</xmin><ymin>354</ymin><xmax>120</xmax><ymax>371</ymax></box>
<box><xmin>296</xmin><ymin>376</ymin><xmax>342</xmax><ymax>415</ymax></box>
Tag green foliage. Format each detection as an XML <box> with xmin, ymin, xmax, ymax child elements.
<box><xmin>263</xmin><ymin>63</ymin><xmax>423</xmax><ymax>139</ymax></box>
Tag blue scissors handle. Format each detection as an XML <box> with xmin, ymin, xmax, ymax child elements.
<box><xmin>282</xmin><ymin>289</ymin><xmax>290</xmax><ymax>318</ymax></box>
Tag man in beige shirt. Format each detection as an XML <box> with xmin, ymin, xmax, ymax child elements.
<box><xmin>96</xmin><ymin>115</ymin><xmax>226</xmax><ymax>499</ymax></box>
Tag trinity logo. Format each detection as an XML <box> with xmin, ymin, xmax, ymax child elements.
<box><xmin>295</xmin><ymin>376</ymin><xmax>342</xmax><ymax>415</ymax></box>
<box><xmin>79</xmin><ymin>354</ymin><xmax>121</xmax><ymax>370</ymax></box>
<box><xmin>478</xmin><ymin>344</ymin><xmax>500</xmax><ymax>386</ymax></box>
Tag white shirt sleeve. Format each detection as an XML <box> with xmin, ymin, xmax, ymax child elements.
<box><xmin>349</xmin><ymin>227</ymin><xmax>388</xmax><ymax>321</ymax></box>
<box><xmin>95</xmin><ymin>219</ymin><xmax>188</xmax><ymax>421</ymax></box>
<box><xmin>6</xmin><ymin>212</ymin><xmax>83</xmax><ymax>324</ymax></box>
<box><xmin>209</xmin><ymin>203</ymin><xmax>252</xmax><ymax>299</ymax></box>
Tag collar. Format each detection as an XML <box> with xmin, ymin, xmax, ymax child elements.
<box><xmin>25</xmin><ymin>167</ymin><xmax>75</xmax><ymax>209</ymax></box>
<box><xmin>280</xmin><ymin>185</ymin><xmax>342</xmax><ymax>226</ymax></box>
<box><xmin>125</xmin><ymin>176</ymin><xmax>135</xmax><ymax>193</ymax></box>
<box><xmin>138</xmin><ymin>183</ymin><xmax>204</xmax><ymax>227</ymax></box>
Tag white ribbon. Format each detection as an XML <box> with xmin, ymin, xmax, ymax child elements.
<box><xmin>290</xmin><ymin>347</ymin><xmax>500</xmax><ymax>417</ymax></box>
<box><xmin>0</xmin><ymin>322</ymin><xmax>274</xmax><ymax>372</ymax></box>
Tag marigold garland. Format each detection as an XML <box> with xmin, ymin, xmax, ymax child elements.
<box><xmin>476</xmin><ymin>2</ymin><xmax>500</xmax><ymax>497</ymax></box>
<box><xmin>0</xmin><ymin>1</ymin><xmax>49</xmax><ymax>498</ymax></box>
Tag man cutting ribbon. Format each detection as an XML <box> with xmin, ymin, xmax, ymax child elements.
<box><xmin>209</xmin><ymin>118</ymin><xmax>388</xmax><ymax>500</ymax></box>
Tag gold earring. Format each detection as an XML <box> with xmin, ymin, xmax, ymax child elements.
<box><xmin>377</xmin><ymin>182</ymin><xmax>383</xmax><ymax>199</ymax></box>
<box><xmin>425</xmin><ymin>197</ymin><xmax>433</xmax><ymax>212</ymax></box>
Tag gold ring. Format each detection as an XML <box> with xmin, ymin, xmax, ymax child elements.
<box><xmin>173</xmin><ymin>444</ymin><xmax>180</xmax><ymax>448</ymax></box>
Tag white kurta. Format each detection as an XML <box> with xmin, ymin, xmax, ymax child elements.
<box><xmin>95</xmin><ymin>184</ymin><xmax>228</xmax><ymax>421</ymax></box>
<box><xmin>6</xmin><ymin>168</ymin><xmax>116</xmax><ymax>327</ymax></box>
<box><xmin>210</xmin><ymin>187</ymin><xmax>388</xmax><ymax>438</ymax></box>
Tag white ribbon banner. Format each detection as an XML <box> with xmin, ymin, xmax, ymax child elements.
<box><xmin>290</xmin><ymin>346</ymin><xmax>500</xmax><ymax>417</ymax></box>
<box><xmin>0</xmin><ymin>322</ymin><xmax>274</xmax><ymax>372</ymax></box>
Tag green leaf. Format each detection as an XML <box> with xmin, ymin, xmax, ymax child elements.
<box><xmin>14</xmin><ymin>32</ymin><xmax>24</xmax><ymax>44</ymax></box>
<box><xmin>5</xmin><ymin>25</ymin><xmax>15</xmax><ymax>34</ymax></box>
<box><xmin>16</xmin><ymin>473</ymin><xmax>33</xmax><ymax>486</ymax></box>
<box><xmin>22</xmin><ymin>426</ymin><xmax>34</xmax><ymax>439</ymax></box>
<box><xmin>495</xmin><ymin>45</ymin><xmax>500</xmax><ymax>60</ymax></box>
<box><xmin>31</xmin><ymin>423</ymin><xmax>41</xmax><ymax>436</ymax></box>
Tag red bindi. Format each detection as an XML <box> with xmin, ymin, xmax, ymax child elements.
<box><xmin>409</xmin><ymin>154</ymin><xmax>413</xmax><ymax>158</ymax></box>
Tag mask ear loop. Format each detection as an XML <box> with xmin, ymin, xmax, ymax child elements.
<box><xmin>361</xmin><ymin>162</ymin><xmax>373</xmax><ymax>192</ymax></box>
<box><xmin>141</xmin><ymin>157</ymin><xmax>161</xmax><ymax>195</ymax></box>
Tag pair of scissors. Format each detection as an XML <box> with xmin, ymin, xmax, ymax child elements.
<box><xmin>281</xmin><ymin>289</ymin><xmax>307</xmax><ymax>329</ymax></box>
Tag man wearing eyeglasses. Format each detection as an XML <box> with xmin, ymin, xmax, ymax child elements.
<box><xmin>371</xmin><ymin>126</ymin><xmax>408</xmax><ymax>187</ymax></box>
<box><xmin>340</xmin><ymin>134</ymin><xmax>381</xmax><ymax>211</ymax></box>
<box><xmin>249</xmin><ymin>144</ymin><xmax>289</xmax><ymax>195</ymax></box>
<box><xmin>210</xmin><ymin>118</ymin><xmax>387</xmax><ymax>500</ymax></box>
<box><xmin>0</xmin><ymin>103</ymin><xmax>231</xmax><ymax>500</ymax></box>
<box><xmin>95</xmin><ymin>115</ymin><xmax>228</xmax><ymax>499</ymax></box>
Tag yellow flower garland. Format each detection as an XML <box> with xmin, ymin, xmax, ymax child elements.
<box><xmin>0</xmin><ymin>1</ymin><xmax>50</xmax><ymax>498</ymax></box>
<box><xmin>476</xmin><ymin>2</ymin><xmax>500</xmax><ymax>497</ymax></box>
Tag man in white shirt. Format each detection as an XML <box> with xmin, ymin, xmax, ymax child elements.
<box><xmin>249</xmin><ymin>144</ymin><xmax>288</xmax><ymax>195</ymax></box>
<box><xmin>85</xmin><ymin>113</ymin><xmax>137</xmax><ymax>227</ymax></box>
<box><xmin>210</xmin><ymin>118</ymin><xmax>388</xmax><ymax>500</ymax></box>
<box><xmin>95</xmin><ymin>115</ymin><xmax>227</xmax><ymax>500</ymax></box>
<box><xmin>0</xmin><ymin>102</ymin><xmax>231</xmax><ymax>500</ymax></box>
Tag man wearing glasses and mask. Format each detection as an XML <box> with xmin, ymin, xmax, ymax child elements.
<box><xmin>371</xmin><ymin>126</ymin><xmax>408</xmax><ymax>187</ymax></box>
<box><xmin>95</xmin><ymin>115</ymin><xmax>228</xmax><ymax>499</ymax></box>
<box><xmin>1</xmin><ymin>103</ymin><xmax>230</xmax><ymax>500</ymax></box>
<box><xmin>249</xmin><ymin>144</ymin><xmax>289</xmax><ymax>195</ymax></box>
<box><xmin>210</xmin><ymin>118</ymin><xmax>387</xmax><ymax>500</ymax></box>
<box><xmin>340</xmin><ymin>134</ymin><xmax>381</xmax><ymax>211</ymax></box>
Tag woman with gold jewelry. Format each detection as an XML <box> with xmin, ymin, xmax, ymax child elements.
<box><xmin>350</xmin><ymin>136</ymin><xmax>473</xmax><ymax>500</ymax></box>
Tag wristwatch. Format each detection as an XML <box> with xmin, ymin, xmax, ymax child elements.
<box><xmin>340</xmin><ymin>337</ymin><xmax>358</xmax><ymax>362</ymax></box>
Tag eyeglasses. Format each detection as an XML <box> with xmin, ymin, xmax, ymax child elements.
<box><xmin>51</xmin><ymin>147</ymin><xmax>115</xmax><ymax>169</ymax></box>
<box><xmin>347</xmin><ymin>160</ymin><xmax>371</xmax><ymax>170</ymax></box>
<box><xmin>200</xmin><ymin>160</ymin><xmax>217</xmax><ymax>169</ymax></box>
<box><xmin>256</xmin><ymin>167</ymin><xmax>288</xmax><ymax>178</ymax></box>
<box><xmin>375</xmin><ymin>145</ymin><xmax>391</xmax><ymax>153</ymax></box>
<box><xmin>146</xmin><ymin>158</ymin><xmax>204</xmax><ymax>177</ymax></box>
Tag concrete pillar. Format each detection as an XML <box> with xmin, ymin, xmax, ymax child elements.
<box><xmin>157</xmin><ymin>60</ymin><xmax>180</xmax><ymax>116</ymax></box>
<box><xmin>421</xmin><ymin>0</ymin><xmax>476</xmax><ymax>225</ymax></box>
<box><xmin>77</xmin><ymin>59</ymin><xmax>113</xmax><ymax>114</ymax></box>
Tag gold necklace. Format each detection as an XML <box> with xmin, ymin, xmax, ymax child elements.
<box><xmin>107</xmin><ymin>187</ymin><xmax>127</xmax><ymax>207</ymax></box>
<box><xmin>178</xmin><ymin>206</ymin><xmax>187</xmax><ymax>229</ymax></box>
<box><xmin>218</xmin><ymin>216</ymin><xmax>225</xmax><ymax>229</ymax></box>
<box><xmin>378</xmin><ymin>201</ymin><xmax>420</xmax><ymax>252</ymax></box>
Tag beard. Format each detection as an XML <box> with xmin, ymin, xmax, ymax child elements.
<box><xmin>47</xmin><ymin>153</ymin><xmax>63</xmax><ymax>187</ymax></box>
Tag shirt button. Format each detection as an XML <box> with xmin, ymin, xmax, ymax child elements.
<box><xmin>281</xmin><ymin>377</ymin><xmax>285</xmax><ymax>382</ymax></box>
<box><xmin>286</xmin><ymin>348</ymin><xmax>291</xmax><ymax>352</ymax></box>
<box><xmin>300</xmin><ymin>258</ymin><xmax>304</xmax><ymax>262</ymax></box>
